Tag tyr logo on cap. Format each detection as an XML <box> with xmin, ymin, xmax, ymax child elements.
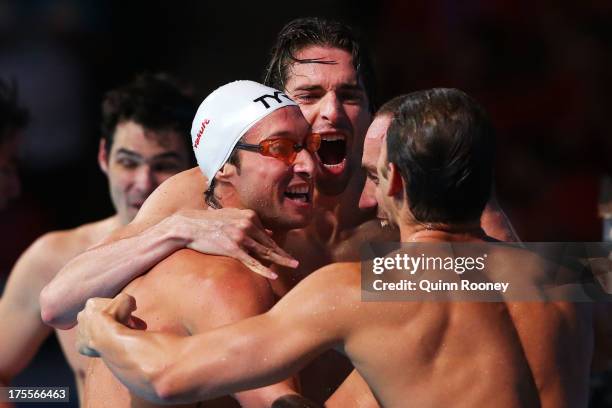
<box><xmin>253</xmin><ymin>91</ymin><xmax>293</xmax><ymax>109</ymax></box>
<box><xmin>193</xmin><ymin>119</ymin><xmax>210</xmax><ymax>149</ymax></box>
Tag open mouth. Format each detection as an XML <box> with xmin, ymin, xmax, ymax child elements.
<box><xmin>316</xmin><ymin>134</ymin><xmax>347</xmax><ymax>168</ymax></box>
<box><xmin>284</xmin><ymin>185</ymin><xmax>311</xmax><ymax>203</ymax></box>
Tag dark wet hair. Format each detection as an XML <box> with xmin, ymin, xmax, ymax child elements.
<box><xmin>0</xmin><ymin>79</ymin><xmax>29</xmax><ymax>144</ymax></box>
<box><xmin>263</xmin><ymin>17</ymin><xmax>376</xmax><ymax>112</ymax></box>
<box><xmin>376</xmin><ymin>94</ymin><xmax>410</xmax><ymax>117</ymax></box>
<box><xmin>100</xmin><ymin>73</ymin><xmax>196</xmax><ymax>157</ymax></box>
<box><xmin>386</xmin><ymin>88</ymin><xmax>495</xmax><ymax>224</ymax></box>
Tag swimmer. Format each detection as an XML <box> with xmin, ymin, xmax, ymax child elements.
<box><xmin>81</xmin><ymin>80</ymin><xmax>322</xmax><ymax>408</ymax></box>
<box><xmin>0</xmin><ymin>74</ymin><xmax>194</xmax><ymax>405</ymax></box>
<box><xmin>78</xmin><ymin>89</ymin><xmax>611</xmax><ymax>408</ymax></box>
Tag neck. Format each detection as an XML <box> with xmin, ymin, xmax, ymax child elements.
<box><xmin>310</xmin><ymin>170</ymin><xmax>373</xmax><ymax>242</ymax></box>
<box><xmin>399</xmin><ymin>220</ymin><xmax>488</xmax><ymax>243</ymax></box>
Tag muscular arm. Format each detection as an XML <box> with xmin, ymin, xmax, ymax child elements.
<box><xmin>0</xmin><ymin>234</ymin><xmax>66</xmax><ymax>386</ymax></box>
<box><xmin>40</xmin><ymin>214</ymin><xmax>189</xmax><ymax>329</ymax></box>
<box><xmin>78</xmin><ymin>264</ymin><xmax>357</xmax><ymax>404</ymax></box>
<box><xmin>41</xmin><ymin>169</ymin><xmax>296</xmax><ymax>329</ymax></box>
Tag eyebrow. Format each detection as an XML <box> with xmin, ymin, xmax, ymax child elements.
<box><xmin>290</xmin><ymin>83</ymin><xmax>365</xmax><ymax>93</ymax></box>
<box><xmin>338</xmin><ymin>83</ymin><xmax>365</xmax><ymax>92</ymax></box>
<box><xmin>115</xmin><ymin>148</ymin><xmax>182</xmax><ymax>161</ymax></box>
<box><xmin>290</xmin><ymin>85</ymin><xmax>325</xmax><ymax>93</ymax></box>
<box><xmin>363</xmin><ymin>163</ymin><xmax>377</xmax><ymax>172</ymax></box>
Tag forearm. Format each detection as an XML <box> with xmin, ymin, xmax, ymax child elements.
<box><xmin>40</xmin><ymin>218</ymin><xmax>188</xmax><ymax>329</ymax></box>
<box><xmin>87</xmin><ymin>314</ymin><xmax>309</xmax><ymax>404</ymax></box>
<box><xmin>91</xmin><ymin>322</ymin><xmax>228</xmax><ymax>404</ymax></box>
<box><xmin>89</xmin><ymin>318</ymin><xmax>182</xmax><ymax>403</ymax></box>
<box><xmin>0</xmin><ymin>322</ymin><xmax>50</xmax><ymax>382</ymax></box>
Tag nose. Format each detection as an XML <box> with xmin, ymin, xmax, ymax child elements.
<box><xmin>133</xmin><ymin>165</ymin><xmax>156</xmax><ymax>194</ymax></box>
<box><xmin>358</xmin><ymin>177</ymin><xmax>378</xmax><ymax>210</ymax></box>
<box><xmin>319</xmin><ymin>92</ymin><xmax>348</xmax><ymax>126</ymax></box>
<box><xmin>292</xmin><ymin>148</ymin><xmax>316</xmax><ymax>180</ymax></box>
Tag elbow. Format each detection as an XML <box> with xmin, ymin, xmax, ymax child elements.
<box><xmin>152</xmin><ymin>375</ymin><xmax>177</xmax><ymax>403</ymax></box>
<box><xmin>151</xmin><ymin>369</ymin><xmax>186</xmax><ymax>404</ymax></box>
<box><xmin>150</xmin><ymin>365</ymin><xmax>206</xmax><ymax>405</ymax></box>
<box><xmin>39</xmin><ymin>285</ymin><xmax>56</xmax><ymax>325</ymax></box>
<box><xmin>39</xmin><ymin>285</ymin><xmax>73</xmax><ymax>330</ymax></box>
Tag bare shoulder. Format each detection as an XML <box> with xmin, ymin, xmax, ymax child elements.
<box><xmin>138</xmin><ymin>249</ymin><xmax>275</xmax><ymax>315</ymax></box>
<box><xmin>133</xmin><ymin>167</ymin><xmax>207</xmax><ymax>224</ymax></box>
<box><xmin>307</xmin><ymin>262</ymin><xmax>361</xmax><ymax>290</ymax></box>
<box><xmin>275</xmin><ymin>262</ymin><xmax>361</xmax><ymax>314</ymax></box>
<box><xmin>5</xmin><ymin>218</ymin><xmax>117</xmax><ymax>303</ymax></box>
<box><xmin>19</xmin><ymin>219</ymin><xmax>111</xmax><ymax>275</ymax></box>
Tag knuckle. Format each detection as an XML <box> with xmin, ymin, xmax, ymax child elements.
<box><xmin>239</xmin><ymin>219</ymin><xmax>252</xmax><ymax>230</ymax></box>
<box><xmin>232</xmin><ymin>230</ymin><xmax>246</xmax><ymax>243</ymax></box>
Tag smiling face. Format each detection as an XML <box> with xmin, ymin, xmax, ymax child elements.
<box><xmin>227</xmin><ymin>106</ymin><xmax>315</xmax><ymax>231</ymax></box>
<box><xmin>284</xmin><ymin>46</ymin><xmax>372</xmax><ymax>196</ymax></box>
<box><xmin>359</xmin><ymin>114</ymin><xmax>392</xmax><ymax>220</ymax></box>
<box><xmin>99</xmin><ymin>120</ymin><xmax>192</xmax><ymax>224</ymax></box>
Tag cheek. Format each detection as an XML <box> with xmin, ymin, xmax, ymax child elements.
<box><xmin>363</xmin><ymin>178</ymin><xmax>375</xmax><ymax>198</ymax></box>
<box><xmin>240</xmin><ymin>160</ymin><xmax>286</xmax><ymax>197</ymax></box>
<box><xmin>296</xmin><ymin>103</ymin><xmax>317</xmax><ymax>124</ymax></box>
<box><xmin>374</xmin><ymin>185</ymin><xmax>385</xmax><ymax>205</ymax></box>
<box><xmin>108</xmin><ymin>166</ymin><xmax>134</xmax><ymax>192</ymax></box>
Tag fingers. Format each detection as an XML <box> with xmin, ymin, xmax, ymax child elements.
<box><xmin>242</xmin><ymin>236</ymin><xmax>299</xmax><ymax>269</ymax></box>
<box><xmin>105</xmin><ymin>293</ymin><xmax>137</xmax><ymax>325</ymax></box>
<box><xmin>234</xmin><ymin>249</ymin><xmax>278</xmax><ymax>280</ymax></box>
<box><xmin>182</xmin><ymin>207</ymin><xmax>300</xmax><ymax>273</ymax></box>
<box><xmin>233</xmin><ymin>210</ymin><xmax>298</xmax><ymax>268</ymax></box>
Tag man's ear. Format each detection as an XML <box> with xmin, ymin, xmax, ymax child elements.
<box><xmin>215</xmin><ymin>162</ymin><xmax>239</xmax><ymax>184</ymax></box>
<box><xmin>386</xmin><ymin>162</ymin><xmax>404</xmax><ymax>197</ymax></box>
<box><xmin>98</xmin><ymin>139</ymin><xmax>109</xmax><ymax>175</ymax></box>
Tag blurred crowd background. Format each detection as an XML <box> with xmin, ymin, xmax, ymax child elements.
<box><xmin>0</xmin><ymin>1</ymin><xmax>611</xmax><ymax>406</ymax></box>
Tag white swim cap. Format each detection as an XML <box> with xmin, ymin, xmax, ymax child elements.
<box><xmin>191</xmin><ymin>80</ymin><xmax>298</xmax><ymax>185</ymax></box>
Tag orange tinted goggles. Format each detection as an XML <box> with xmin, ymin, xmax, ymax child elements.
<box><xmin>234</xmin><ymin>133</ymin><xmax>321</xmax><ymax>165</ymax></box>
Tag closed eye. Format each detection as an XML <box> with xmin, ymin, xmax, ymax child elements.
<box><xmin>367</xmin><ymin>172</ymin><xmax>379</xmax><ymax>185</ymax></box>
